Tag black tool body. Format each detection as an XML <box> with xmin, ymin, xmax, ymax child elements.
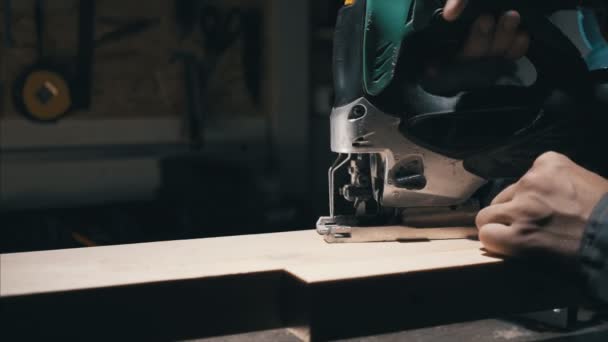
<box><xmin>351</xmin><ymin>0</ymin><xmax>605</xmax><ymax>178</ymax></box>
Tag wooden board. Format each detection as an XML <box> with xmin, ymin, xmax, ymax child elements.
<box><xmin>1</xmin><ymin>229</ymin><xmax>498</xmax><ymax>297</ymax></box>
<box><xmin>0</xmin><ymin>229</ymin><xmax>582</xmax><ymax>341</ymax></box>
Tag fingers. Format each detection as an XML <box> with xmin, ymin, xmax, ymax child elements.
<box><xmin>490</xmin><ymin>10</ymin><xmax>521</xmax><ymax>56</ymax></box>
<box><xmin>460</xmin><ymin>11</ymin><xmax>529</xmax><ymax>60</ymax></box>
<box><xmin>476</xmin><ymin>197</ymin><xmax>550</xmax><ymax>228</ymax></box>
<box><xmin>460</xmin><ymin>15</ymin><xmax>495</xmax><ymax>58</ymax></box>
<box><xmin>480</xmin><ymin>223</ymin><xmax>581</xmax><ymax>259</ymax></box>
<box><xmin>477</xmin><ymin>202</ymin><xmax>513</xmax><ymax>228</ymax></box>
<box><xmin>478</xmin><ymin>223</ymin><xmax>521</xmax><ymax>256</ymax></box>
<box><xmin>506</xmin><ymin>32</ymin><xmax>530</xmax><ymax>60</ymax></box>
<box><xmin>443</xmin><ymin>0</ymin><xmax>468</xmax><ymax>22</ymax></box>
<box><xmin>491</xmin><ymin>183</ymin><xmax>518</xmax><ymax>205</ymax></box>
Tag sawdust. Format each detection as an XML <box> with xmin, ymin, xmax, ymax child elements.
<box><xmin>493</xmin><ymin>326</ymin><xmax>533</xmax><ymax>340</ymax></box>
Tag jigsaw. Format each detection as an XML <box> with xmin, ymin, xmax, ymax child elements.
<box><xmin>317</xmin><ymin>0</ymin><xmax>608</xmax><ymax>243</ymax></box>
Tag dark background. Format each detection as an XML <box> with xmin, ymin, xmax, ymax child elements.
<box><xmin>0</xmin><ymin>0</ymin><xmax>343</xmax><ymax>253</ymax></box>
<box><xmin>0</xmin><ymin>1</ymin><xmax>600</xmax><ymax>253</ymax></box>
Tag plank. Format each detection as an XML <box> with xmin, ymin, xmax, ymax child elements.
<box><xmin>0</xmin><ymin>229</ymin><xmax>582</xmax><ymax>341</ymax></box>
<box><xmin>0</xmin><ymin>229</ymin><xmax>499</xmax><ymax>297</ymax></box>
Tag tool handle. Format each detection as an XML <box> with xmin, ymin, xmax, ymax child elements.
<box><xmin>399</xmin><ymin>0</ymin><xmax>596</xmax><ymax>178</ymax></box>
<box><xmin>361</xmin><ymin>0</ymin><xmax>583</xmax><ymax>97</ymax></box>
<box><xmin>409</xmin><ymin>0</ymin><xmax>578</xmax><ymax>44</ymax></box>
<box><xmin>409</xmin><ymin>0</ymin><xmax>590</xmax><ymax>93</ymax></box>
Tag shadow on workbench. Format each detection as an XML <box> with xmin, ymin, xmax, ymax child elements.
<box><xmin>2</xmin><ymin>260</ymin><xmax>597</xmax><ymax>341</ymax></box>
<box><xmin>538</xmin><ymin>330</ymin><xmax>608</xmax><ymax>342</ymax></box>
<box><xmin>1</xmin><ymin>271</ymin><xmax>286</xmax><ymax>341</ymax></box>
<box><xmin>194</xmin><ymin>320</ymin><xmax>608</xmax><ymax>342</ymax></box>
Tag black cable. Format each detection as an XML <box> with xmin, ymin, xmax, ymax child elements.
<box><xmin>34</xmin><ymin>0</ymin><xmax>44</xmax><ymax>57</ymax></box>
<box><xmin>75</xmin><ymin>0</ymin><xmax>95</xmax><ymax>109</ymax></box>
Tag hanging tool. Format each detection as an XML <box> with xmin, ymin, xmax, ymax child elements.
<box><xmin>3</xmin><ymin>0</ymin><xmax>14</xmax><ymax>48</ymax></box>
<box><xmin>12</xmin><ymin>0</ymin><xmax>95</xmax><ymax>122</ymax></box>
<box><xmin>74</xmin><ymin>0</ymin><xmax>95</xmax><ymax>110</ymax></box>
<box><xmin>193</xmin><ymin>5</ymin><xmax>243</xmax><ymax>145</ymax></box>
<box><xmin>94</xmin><ymin>18</ymin><xmax>160</xmax><ymax>48</ymax></box>
<box><xmin>12</xmin><ymin>0</ymin><xmax>73</xmax><ymax>122</ymax></box>
<box><xmin>173</xmin><ymin>51</ymin><xmax>205</xmax><ymax>150</ymax></box>
<box><xmin>240</xmin><ymin>8</ymin><xmax>263</xmax><ymax>106</ymax></box>
<box><xmin>200</xmin><ymin>5</ymin><xmax>242</xmax><ymax>71</ymax></box>
<box><xmin>173</xmin><ymin>3</ymin><xmax>244</xmax><ymax>148</ymax></box>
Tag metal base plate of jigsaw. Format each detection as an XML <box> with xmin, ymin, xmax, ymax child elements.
<box><xmin>317</xmin><ymin>199</ymin><xmax>480</xmax><ymax>243</ymax></box>
<box><xmin>317</xmin><ymin>216</ymin><xmax>478</xmax><ymax>243</ymax></box>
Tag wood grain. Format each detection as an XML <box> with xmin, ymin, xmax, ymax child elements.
<box><xmin>0</xmin><ymin>229</ymin><xmax>582</xmax><ymax>341</ymax></box>
<box><xmin>0</xmin><ymin>229</ymin><xmax>499</xmax><ymax>297</ymax></box>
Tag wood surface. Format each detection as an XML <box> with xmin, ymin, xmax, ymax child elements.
<box><xmin>1</xmin><ymin>229</ymin><xmax>499</xmax><ymax>297</ymax></box>
<box><xmin>0</xmin><ymin>229</ymin><xmax>582</xmax><ymax>341</ymax></box>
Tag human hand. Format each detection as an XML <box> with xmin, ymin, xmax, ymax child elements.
<box><xmin>422</xmin><ymin>0</ymin><xmax>531</xmax><ymax>91</ymax></box>
<box><xmin>443</xmin><ymin>0</ymin><xmax>468</xmax><ymax>22</ymax></box>
<box><xmin>442</xmin><ymin>0</ymin><xmax>530</xmax><ymax>60</ymax></box>
<box><xmin>476</xmin><ymin>152</ymin><xmax>608</xmax><ymax>263</ymax></box>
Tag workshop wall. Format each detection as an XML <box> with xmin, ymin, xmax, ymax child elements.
<box><xmin>1</xmin><ymin>2</ymin><xmax>602</xmax><ymax>253</ymax></box>
<box><xmin>0</xmin><ymin>0</ymin><xmax>272</xmax><ymax>208</ymax></box>
<box><xmin>0</xmin><ymin>0</ymin><xmax>265</xmax><ymax>122</ymax></box>
<box><xmin>0</xmin><ymin>0</ymin><xmax>312</xmax><ymax>253</ymax></box>
<box><xmin>2</xmin><ymin>0</ymin><xmax>172</xmax><ymax>120</ymax></box>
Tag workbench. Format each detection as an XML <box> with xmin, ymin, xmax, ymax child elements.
<box><xmin>0</xmin><ymin>230</ymin><xmax>582</xmax><ymax>341</ymax></box>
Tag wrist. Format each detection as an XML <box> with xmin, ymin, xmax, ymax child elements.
<box><xmin>578</xmin><ymin>193</ymin><xmax>608</xmax><ymax>304</ymax></box>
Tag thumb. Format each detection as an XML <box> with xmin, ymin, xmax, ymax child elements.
<box><xmin>443</xmin><ymin>0</ymin><xmax>468</xmax><ymax>22</ymax></box>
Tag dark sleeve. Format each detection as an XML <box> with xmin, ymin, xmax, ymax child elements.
<box><xmin>579</xmin><ymin>193</ymin><xmax>608</xmax><ymax>304</ymax></box>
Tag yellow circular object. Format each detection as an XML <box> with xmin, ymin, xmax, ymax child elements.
<box><xmin>22</xmin><ymin>70</ymin><xmax>72</xmax><ymax>121</ymax></box>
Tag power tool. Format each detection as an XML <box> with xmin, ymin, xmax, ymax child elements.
<box><xmin>317</xmin><ymin>0</ymin><xmax>608</xmax><ymax>243</ymax></box>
